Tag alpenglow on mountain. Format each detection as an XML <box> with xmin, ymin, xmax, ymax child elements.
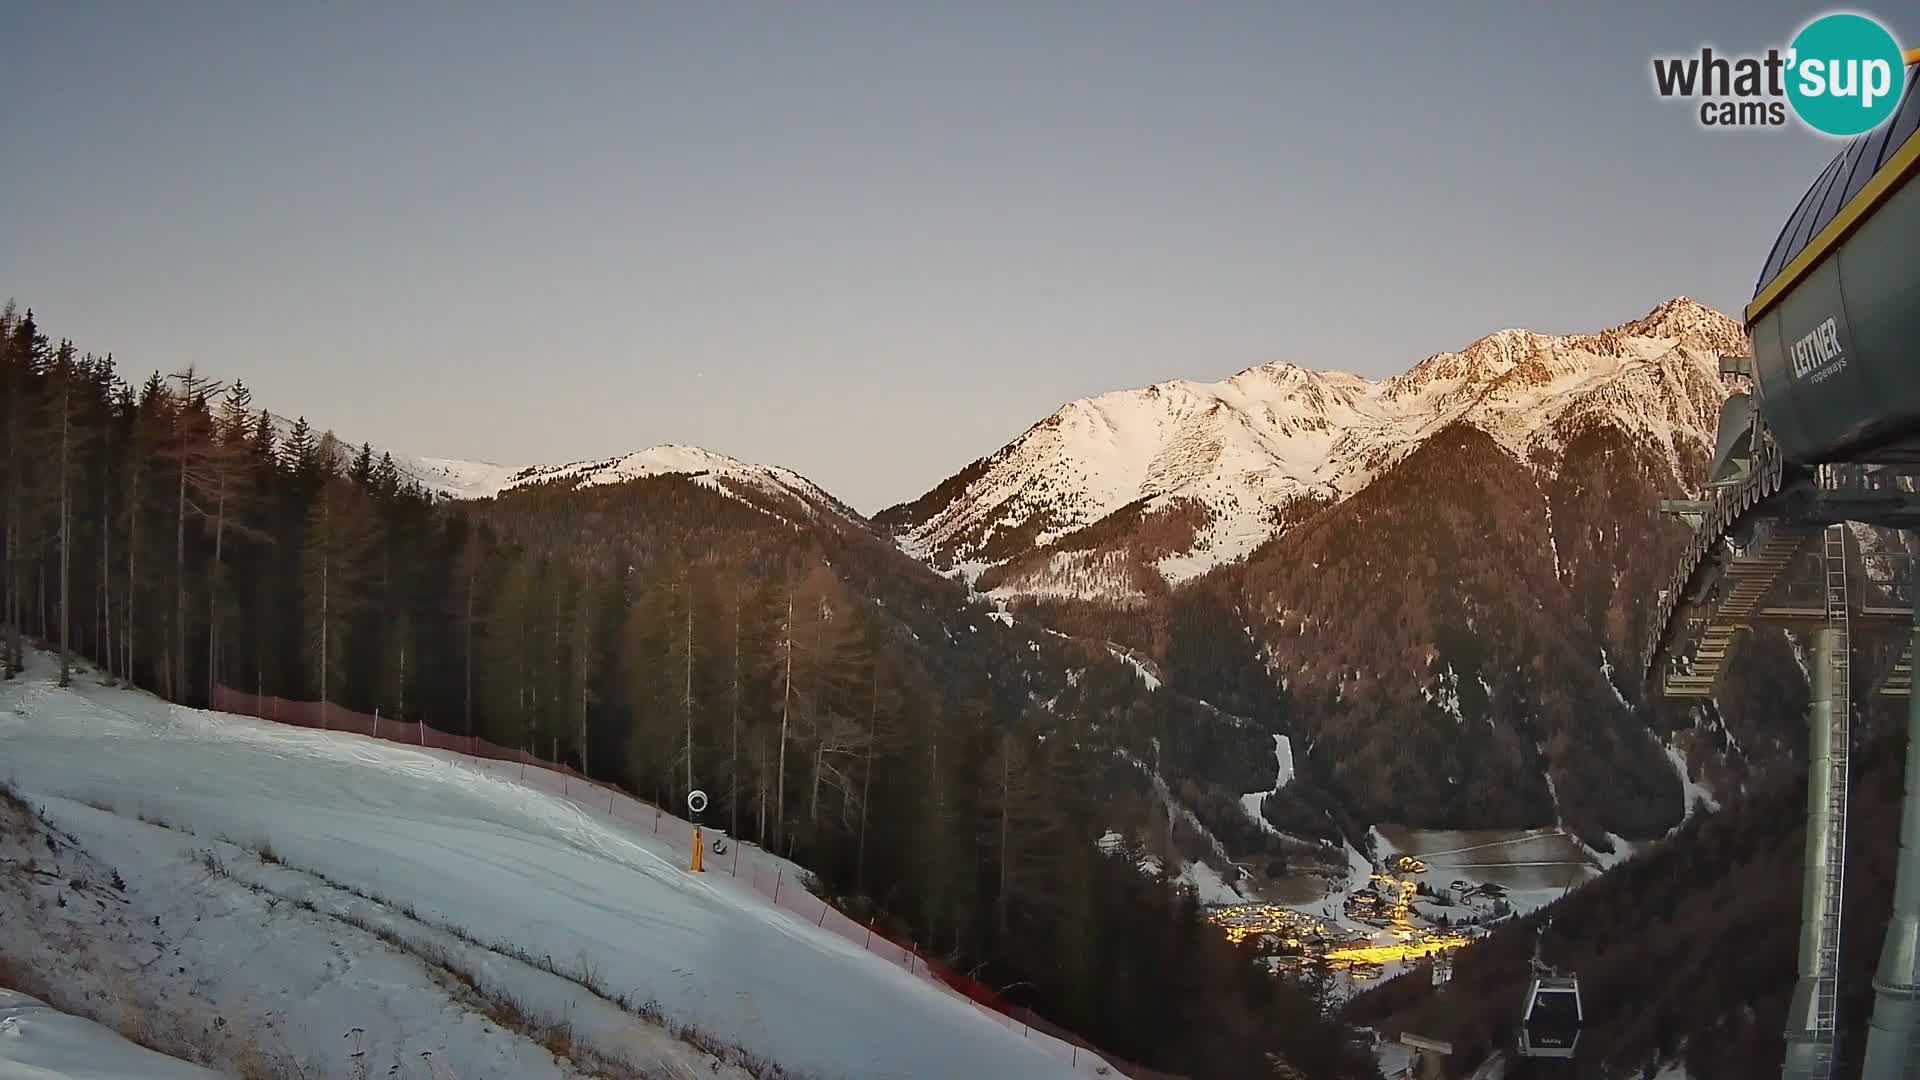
<box><xmin>876</xmin><ymin>297</ymin><xmax>1746</xmax><ymax>605</ymax></box>
<box><xmin>285</xmin><ymin>429</ymin><xmax>859</xmax><ymax>526</ymax></box>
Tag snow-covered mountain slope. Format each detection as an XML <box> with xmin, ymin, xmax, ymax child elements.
<box><xmin>381</xmin><ymin>454</ymin><xmax>530</xmax><ymax>499</ymax></box>
<box><xmin>0</xmin><ymin>657</ymin><xmax>1100</xmax><ymax>1080</ymax></box>
<box><xmin>488</xmin><ymin>444</ymin><xmax>857</xmax><ymax>517</ymax></box>
<box><xmin>880</xmin><ymin>298</ymin><xmax>1744</xmax><ymax>601</ymax></box>
<box><xmin>272</xmin><ymin>411</ymin><xmax>856</xmax><ymax>523</ymax></box>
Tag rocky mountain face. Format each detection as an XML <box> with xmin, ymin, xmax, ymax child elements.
<box><xmin>878</xmin><ymin>298</ymin><xmax>1743</xmax><ymax>608</ymax></box>
<box><xmin>884</xmin><ymin>298</ymin><xmax>1780</xmax><ymax>845</ymax></box>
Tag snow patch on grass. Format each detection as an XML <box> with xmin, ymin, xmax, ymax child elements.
<box><xmin>0</xmin><ymin>989</ymin><xmax>221</xmax><ymax>1079</ymax></box>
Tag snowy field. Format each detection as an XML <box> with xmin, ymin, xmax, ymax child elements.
<box><xmin>0</xmin><ymin>653</ymin><xmax>1101</xmax><ymax>1079</ymax></box>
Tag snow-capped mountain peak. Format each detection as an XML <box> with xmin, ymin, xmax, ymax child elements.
<box><xmin>1614</xmin><ymin>295</ymin><xmax>1749</xmax><ymax>354</ymax></box>
<box><xmin>487</xmin><ymin>444</ymin><xmax>856</xmax><ymax>518</ymax></box>
<box><xmin>266</xmin><ymin>415</ymin><xmax>853</xmax><ymax>523</ymax></box>
<box><xmin>882</xmin><ymin>298</ymin><xmax>1743</xmax><ymax>603</ymax></box>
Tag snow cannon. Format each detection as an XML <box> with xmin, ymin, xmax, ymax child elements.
<box><xmin>687</xmin><ymin>789</ymin><xmax>708</xmax><ymax>873</ymax></box>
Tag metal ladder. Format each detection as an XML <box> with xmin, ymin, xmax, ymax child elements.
<box><xmin>1813</xmin><ymin>521</ymin><xmax>1854</xmax><ymax>1078</ymax></box>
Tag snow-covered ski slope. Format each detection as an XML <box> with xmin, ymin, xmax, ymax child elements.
<box><xmin>0</xmin><ymin>989</ymin><xmax>218</xmax><ymax>1079</ymax></box>
<box><xmin>0</xmin><ymin>661</ymin><xmax>1105</xmax><ymax>1079</ymax></box>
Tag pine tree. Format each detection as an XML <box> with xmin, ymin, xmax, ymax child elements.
<box><xmin>301</xmin><ymin>469</ymin><xmax>379</xmax><ymax>708</ymax></box>
<box><xmin>542</xmin><ymin>560</ymin><xmax>566</xmax><ymax>761</ymax></box>
<box><xmin>982</xmin><ymin>727</ymin><xmax>1061</xmax><ymax>935</ymax></box>
<box><xmin>253</xmin><ymin>409</ymin><xmax>276</xmax><ymax>465</ymax></box>
<box><xmin>282</xmin><ymin>416</ymin><xmax>318</xmax><ymax>484</ymax></box>
<box><xmin>728</xmin><ymin>580</ymin><xmax>746</xmax><ymax>839</ymax></box>
<box><xmin>622</xmin><ymin>565</ymin><xmax>679</xmax><ymax>802</ymax></box>
<box><xmin>203</xmin><ymin>380</ymin><xmax>262</xmax><ymax>701</ymax></box>
<box><xmin>767</xmin><ymin>563</ymin><xmax>844</xmax><ymax>851</ymax></box>
<box><xmin>916</xmin><ymin>701</ymin><xmax>963</xmax><ymax>948</ymax></box>
<box><xmin>85</xmin><ymin>357</ymin><xmax>118</xmax><ymax>671</ymax></box>
<box><xmin>856</xmin><ymin>645</ymin><xmax>902</xmax><ymax>894</ymax></box>
<box><xmin>123</xmin><ymin>373</ymin><xmax>171</xmax><ymax>687</ymax></box>
<box><xmin>570</xmin><ymin>566</ymin><xmax>595</xmax><ymax>775</ymax></box>
<box><xmin>247</xmin><ymin>408</ymin><xmax>285</xmax><ymax>698</ymax></box>
<box><xmin>3</xmin><ymin>310</ymin><xmax>51</xmax><ymax>676</ymax></box>
<box><xmin>776</xmin><ymin>583</ymin><xmax>795</xmax><ymax>847</ymax></box>
<box><xmin>159</xmin><ymin>367</ymin><xmax>221</xmax><ymax>701</ymax></box>
<box><xmin>0</xmin><ymin>302</ymin><xmax>19</xmax><ymax>677</ymax></box>
<box><xmin>726</xmin><ymin>575</ymin><xmax>784</xmax><ymax>847</ymax></box>
<box><xmin>805</xmin><ymin>591</ymin><xmax>864</xmax><ymax>833</ymax></box>
<box><xmin>728</xmin><ymin>574</ymin><xmax>789</xmax><ymax>844</ymax></box>
<box><xmin>371</xmin><ymin>452</ymin><xmax>401</xmax><ymax>500</ymax></box>
<box><xmin>47</xmin><ymin>341</ymin><xmax>82</xmax><ymax>686</ymax></box>
<box><xmin>96</xmin><ymin>372</ymin><xmax>131</xmax><ymax>681</ymax></box>
<box><xmin>379</xmin><ymin>609</ymin><xmax>411</xmax><ymax>720</ymax></box>
<box><xmin>483</xmin><ymin>550</ymin><xmax>538</xmax><ymax>749</ymax></box>
<box><xmin>678</xmin><ymin>571</ymin><xmax>697</xmax><ymax>803</ymax></box>
<box><xmin>455</xmin><ymin>527</ymin><xmax>484</xmax><ymax>737</ymax></box>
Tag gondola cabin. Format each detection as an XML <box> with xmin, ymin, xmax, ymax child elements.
<box><xmin>1518</xmin><ymin>975</ymin><xmax>1583</xmax><ymax>1059</ymax></box>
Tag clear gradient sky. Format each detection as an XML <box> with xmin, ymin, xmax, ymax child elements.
<box><xmin>4</xmin><ymin>2</ymin><xmax>1899</xmax><ymax>511</ymax></box>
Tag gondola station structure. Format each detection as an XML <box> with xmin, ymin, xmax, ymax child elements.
<box><xmin>1648</xmin><ymin>62</ymin><xmax>1920</xmax><ymax>1080</ymax></box>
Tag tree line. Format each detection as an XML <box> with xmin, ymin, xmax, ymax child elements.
<box><xmin>0</xmin><ymin>302</ymin><xmax>1379</xmax><ymax>1079</ymax></box>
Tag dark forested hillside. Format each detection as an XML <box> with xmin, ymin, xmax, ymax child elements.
<box><xmin>1232</xmin><ymin>422</ymin><xmax>1688</xmax><ymax>839</ymax></box>
<box><xmin>0</xmin><ymin>302</ymin><xmax>1374</xmax><ymax>1079</ymax></box>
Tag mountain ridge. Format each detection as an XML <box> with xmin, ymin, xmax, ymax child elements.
<box><xmin>269</xmin><ymin>411</ymin><xmax>858</xmax><ymax>527</ymax></box>
<box><xmin>287</xmin><ymin>295</ymin><xmax>1743</xmax><ymax>583</ymax></box>
<box><xmin>879</xmin><ymin>296</ymin><xmax>1743</xmax><ymax>605</ymax></box>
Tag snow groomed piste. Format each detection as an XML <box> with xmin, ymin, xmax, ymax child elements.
<box><xmin>0</xmin><ymin>655</ymin><xmax>1122</xmax><ymax>1079</ymax></box>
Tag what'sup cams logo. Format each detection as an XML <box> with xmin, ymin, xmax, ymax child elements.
<box><xmin>1652</xmin><ymin>12</ymin><xmax>1915</xmax><ymax>135</ymax></box>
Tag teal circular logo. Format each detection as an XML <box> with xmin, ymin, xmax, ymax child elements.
<box><xmin>1787</xmin><ymin>14</ymin><xmax>1907</xmax><ymax>136</ymax></box>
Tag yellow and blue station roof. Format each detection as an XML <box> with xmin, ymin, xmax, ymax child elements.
<box><xmin>1749</xmin><ymin>55</ymin><xmax>1920</xmax><ymax>325</ymax></box>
